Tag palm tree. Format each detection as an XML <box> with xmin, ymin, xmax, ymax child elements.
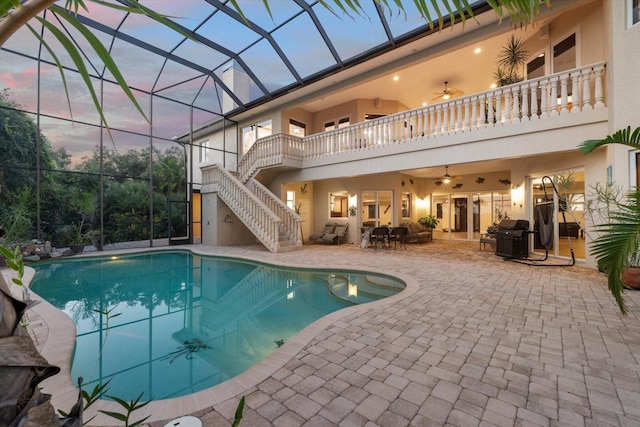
<box><xmin>579</xmin><ymin>126</ymin><xmax>640</xmax><ymax>314</ymax></box>
<box><xmin>1</xmin><ymin>1</ymin><xmax>551</xmax><ymax>129</ymax></box>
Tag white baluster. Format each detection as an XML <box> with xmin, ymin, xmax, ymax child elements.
<box><xmin>495</xmin><ymin>91</ymin><xmax>503</xmax><ymax>125</ymax></box>
<box><xmin>521</xmin><ymin>83</ymin><xmax>530</xmax><ymax>121</ymax></box>
<box><xmin>539</xmin><ymin>80</ymin><xmax>548</xmax><ymax>119</ymax></box>
<box><xmin>503</xmin><ymin>89</ymin><xmax>511</xmax><ymax>123</ymax></box>
<box><xmin>550</xmin><ymin>76</ymin><xmax>559</xmax><ymax>116</ymax></box>
<box><xmin>442</xmin><ymin>106</ymin><xmax>449</xmax><ymax>134</ymax></box>
<box><xmin>456</xmin><ymin>100</ymin><xmax>463</xmax><ymax>132</ymax></box>
<box><xmin>581</xmin><ymin>68</ymin><xmax>592</xmax><ymax>110</ymax></box>
<box><xmin>463</xmin><ymin>99</ymin><xmax>470</xmax><ymax>132</ymax></box>
<box><xmin>594</xmin><ymin>65</ymin><xmax>605</xmax><ymax>108</ymax></box>
<box><xmin>559</xmin><ymin>73</ymin><xmax>569</xmax><ymax>115</ymax></box>
<box><xmin>570</xmin><ymin>71</ymin><xmax>580</xmax><ymax>113</ymax></box>
<box><xmin>487</xmin><ymin>91</ymin><xmax>496</xmax><ymax>126</ymax></box>
<box><xmin>430</xmin><ymin>107</ymin><xmax>436</xmax><ymax>136</ymax></box>
<box><xmin>512</xmin><ymin>86</ymin><xmax>520</xmax><ymax>122</ymax></box>
<box><xmin>470</xmin><ymin>96</ymin><xmax>477</xmax><ymax>130</ymax></box>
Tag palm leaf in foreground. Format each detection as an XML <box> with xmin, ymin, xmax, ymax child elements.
<box><xmin>579</xmin><ymin>126</ymin><xmax>640</xmax><ymax>154</ymax></box>
<box><xmin>590</xmin><ymin>188</ymin><xmax>640</xmax><ymax>315</ymax></box>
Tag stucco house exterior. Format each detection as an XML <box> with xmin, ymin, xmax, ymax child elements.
<box><xmin>181</xmin><ymin>0</ymin><xmax>640</xmax><ymax>269</ymax></box>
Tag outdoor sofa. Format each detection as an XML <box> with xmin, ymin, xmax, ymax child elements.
<box><xmin>400</xmin><ymin>222</ymin><xmax>433</xmax><ymax>244</ymax></box>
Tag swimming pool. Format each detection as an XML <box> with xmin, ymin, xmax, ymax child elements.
<box><xmin>31</xmin><ymin>251</ymin><xmax>405</xmax><ymax>401</ymax></box>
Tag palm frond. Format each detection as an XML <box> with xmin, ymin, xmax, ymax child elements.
<box><xmin>89</xmin><ymin>0</ymin><xmax>193</xmax><ymax>41</ymax></box>
<box><xmin>0</xmin><ymin>0</ymin><xmax>21</xmax><ymax>17</ymax></box>
<box><xmin>579</xmin><ymin>126</ymin><xmax>640</xmax><ymax>154</ymax></box>
<box><xmin>25</xmin><ymin>22</ymin><xmax>74</xmax><ymax>122</ymax></box>
<box><xmin>52</xmin><ymin>5</ymin><xmax>150</xmax><ymax>124</ymax></box>
<box><xmin>497</xmin><ymin>34</ymin><xmax>527</xmax><ymax>71</ymax></box>
<box><xmin>589</xmin><ymin>188</ymin><xmax>640</xmax><ymax>314</ymax></box>
<box><xmin>34</xmin><ymin>15</ymin><xmax>114</xmax><ymax>141</ymax></box>
<box><xmin>486</xmin><ymin>0</ymin><xmax>550</xmax><ymax>27</ymax></box>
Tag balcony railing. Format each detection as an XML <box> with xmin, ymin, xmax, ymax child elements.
<box><xmin>238</xmin><ymin>62</ymin><xmax>606</xmax><ymax>181</ymax></box>
<box><xmin>201</xmin><ymin>164</ymin><xmax>285</xmax><ymax>252</ymax></box>
<box><xmin>238</xmin><ymin>133</ymin><xmax>305</xmax><ymax>182</ymax></box>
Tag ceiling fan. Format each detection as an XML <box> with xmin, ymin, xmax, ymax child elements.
<box><xmin>432</xmin><ymin>81</ymin><xmax>463</xmax><ymax>102</ymax></box>
<box><xmin>433</xmin><ymin>166</ymin><xmax>461</xmax><ymax>185</ymax></box>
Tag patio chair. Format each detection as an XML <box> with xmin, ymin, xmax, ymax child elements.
<box><xmin>309</xmin><ymin>222</ymin><xmax>337</xmax><ymax>243</ymax></box>
<box><xmin>370</xmin><ymin>226</ymin><xmax>389</xmax><ymax>250</ymax></box>
<box><xmin>321</xmin><ymin>223</ymin><xmax>349</xmax><ymax>245</ymax></box>
<box><xmin>389</xmin><ymin>226</ymin><xmax>408</xmax><ymax>250</ymax></box>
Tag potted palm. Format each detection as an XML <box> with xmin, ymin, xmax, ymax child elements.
<box><xmin>579</xmin><ymin>126</ymin><xmax>640</xmax><ymax>314</ymax></box>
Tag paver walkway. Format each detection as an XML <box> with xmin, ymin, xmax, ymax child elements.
<box><xmin>12</xmin><ymin>240</ymin><xmax>640</xmax><ymax>426</ymax></box>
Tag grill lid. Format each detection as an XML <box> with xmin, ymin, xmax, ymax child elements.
<box><xmin>497</xmin><ymin>219</ymin><xmax>529</xmax><ymax>230</ymax></box>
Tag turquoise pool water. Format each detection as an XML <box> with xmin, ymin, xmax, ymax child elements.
<box><xmin>31</xmin><ymin>251</ymin><xmax>404</xmax><ymax>401</ymax></box>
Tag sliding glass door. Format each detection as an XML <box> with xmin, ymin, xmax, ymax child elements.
<box><xmin>361</xmin><ymin>191</ymin><xmax>393</xmax><ymax>227</ymax></box>
<box><xmin>434</xmin><ymin>192</ymin><xmax>511</xmax><ymax>241</ymax></box>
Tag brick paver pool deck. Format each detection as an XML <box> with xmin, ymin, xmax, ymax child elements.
<box><xmin>9</xmin><ymin>240</ymin><xmax>640</xmax><ymax>426</ymax></box>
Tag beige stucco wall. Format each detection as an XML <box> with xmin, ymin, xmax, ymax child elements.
<box><xmin>281</xmin><ymin>181</ymin><xmax>313</xmax><ymax>242</ymax></box>
<box><xmin>602</xmin><ymin>0</ymin><xmax>640</xmax><ymax>191</ymax></box>
<box><xmin>281</xmin><ymin>107</ymin><xmax>314</xmax><ymax>136</ymax></box>
<box><xmin>275</xmin><ymin>170</ymin><xmax>522</xmax><ymax>245</ymax></box>
<box><xmin>521</xmin><ymin>0</ymin><xmax>604</xmax><ymax>74</ymax></box>
<box><xmin>191</xmin><ymin>126</ymin><xmax>238</xmax><ymax>186</ymax></box>
<box><xmin>201</xmin><ymin>194</ymin><xmax>257</xmax><ymax>246</ymax></box>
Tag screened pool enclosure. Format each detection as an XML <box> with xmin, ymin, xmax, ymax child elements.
<box><xmin>0</xmin><ymin>1</ymin><xmax>488</xmax><ymax>249</ymax></box>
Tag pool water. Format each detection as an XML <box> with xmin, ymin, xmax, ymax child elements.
<box><xmin>31</xmin><ymin>251</ymin><xmax>404</xmax><ymax>401</ymax></box>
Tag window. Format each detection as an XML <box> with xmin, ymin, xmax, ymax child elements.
<box><xmin>286</xmin><ymin>190</ymin><xmax>295</xmax><ymax>210</ymax></box>
<box><xmin>362</xmin><ymin>191</ymin><xmax>392</xmax><ymax>226</ymax></box>
<box><xmin>289</xmin><ymin>119</ymin><xmax>306</xmax><ymax>137</ymax></box>
<box><xmin>552</xmin><ymin>33</ymin><xmax>576</xmax><ymax>73</ymax></box>
<box><xmin>401</xmin><ymin>192</ymin><xmax>411</xmax><ymax>218</ymax></box>
<box><xmin>526</xmin><ymin>53</ymin><xmax>545</xmax><ymax>79</ymax></box>
<box><xmin>324</xmin><ymin>117</ymin><xmax>349</xmax><ymax>131</ymax></box>
<box><xmin>365</xmin><ymin>113</ymin><xmax>386</xmax><ymax>120</ymax></box>
<box><xmin>242</xmin><ymin>119</ymin><xmax>272</xmax><ymax>154</ymax></box>
<box><xmin>631</xmin><ymin>0</ymin><xmax>640</xmax><ymax>26</ymax></box>
<box><xmin>329</xmin><ymin>191</ymin><xmax>349</xmax><ymax>218</ymax></box>
<box><xmin>199</xmin><ymin>140</ymin><xmax>210</xmax><ymax>163</ymax></box>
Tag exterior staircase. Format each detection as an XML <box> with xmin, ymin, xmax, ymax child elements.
<box><xmin>200</xmin><ymin>62</ymin><xmax>607</xmax><ymax>253</ymax></box>
<box><xmin>200</xmin><ymin>163</ymin><xmax>302</xmax><ymax>253</ymax></box>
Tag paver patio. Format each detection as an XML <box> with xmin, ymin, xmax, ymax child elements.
<box><xmin>11</xmin><ymin>240</ymin><xmax>640</xmax><ymax>426</ymax></box>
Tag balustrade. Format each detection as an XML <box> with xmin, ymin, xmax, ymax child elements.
<box><xmin>205</xmin><ymin>63</ymin><xmax>607</xmax><ymax>251</ymax></box>
<box><xmin>266</xmin><ymin>63</ymin><xmax>607</xmax><ymax>182</ymax></box>
<box><xmin>234</xmin><ymin>63</ymin><xmax>605</xmax><ymax>182</ymax></box>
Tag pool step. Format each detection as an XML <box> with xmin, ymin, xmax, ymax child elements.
<box><xmin>326</xmin><ymin>274</ymin><xmax>403</xmax><ymax>304</ymax></box>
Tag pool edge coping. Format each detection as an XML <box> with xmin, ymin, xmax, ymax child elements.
<box><xmin>16</xmin><ymin>245</ymin><xmax>421</xmax><ymax>426</ymax></box>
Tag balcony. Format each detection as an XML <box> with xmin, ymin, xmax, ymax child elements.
<box><xmin>238</xmin><ymin>62</ymin><xmax>607</xmax><ymax>182</ymax></box>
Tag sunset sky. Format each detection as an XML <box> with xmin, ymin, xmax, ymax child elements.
<box><xmin>0</xmin><ymin>0</ymin><xmax>443</xmax><ymax>164</ymax></box>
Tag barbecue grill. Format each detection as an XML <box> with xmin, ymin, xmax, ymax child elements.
<box><xmin>495</xmin><ymin>219</ymin><xmax>530</xmax><ymax>259</ymax></box>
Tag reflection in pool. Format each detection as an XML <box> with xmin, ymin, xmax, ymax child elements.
<box><xmin>31</xmin><ymin>251</ymin><xmax>404</xmax><ymax>401</ymax></box>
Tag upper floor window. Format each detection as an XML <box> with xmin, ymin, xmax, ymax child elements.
<box><xmin>552</xmin><ymin>33</ymin><xmax>576</xmax><ymax>73</ymax></box>
<box><xmin>632</xmin><ymin>0</ymin><xmax>640</xmax><ymax>26</ymax></box>
<box><xmin>289</xmin><ymin>119</ymin><xmax>306</xmax><ymax>137</ymax></box>
<box><xmin>199</xmin><ymin>140</ymin><xmax>210</xmax><ymax>163</ymax></box>
<box><xmin>526</xmin><ymin>53</ymin><xmax>546</xmax><ymax>79</ymax></box>
<box><xmin>242</xmin><ymin>119</ymin><xmax>272</xmax><ymax>154</ymax></box>
<box><xmin>324</xmin><ymin>117</ymin><xmax>349</xmax><ymax>131</ymax></box>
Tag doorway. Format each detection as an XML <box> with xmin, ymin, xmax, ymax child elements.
<box><xmin>434</xmin><ymin>192</ymin><xmax>512</xmax><ymax>241</ymax></box>
<box><xmin>432</xmin><ymin>194</ymin><xmax>470</xmax><ymax>240</ymax></box>
<box><xmin>530</xmin><ymin>172</ymin><xmax>585</xmax><ymax>260</ymax></box>
<box><xmin>361</xmin><ymin>191</ymin><xmax>393</xmax><ymax>227</ymax></box>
